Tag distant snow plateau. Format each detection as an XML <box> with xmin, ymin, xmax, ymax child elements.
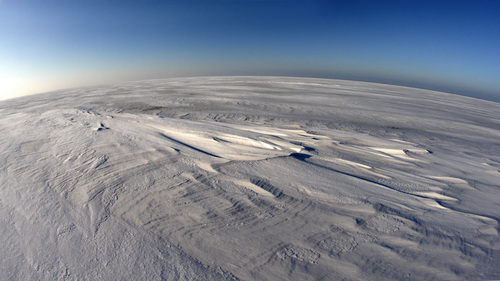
<box><xmin>1</xmin><ymin>76</ymin><xmax>499</xmax><ymax>280</ymax></box>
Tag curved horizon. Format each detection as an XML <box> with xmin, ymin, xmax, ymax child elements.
<box><xmin>1</xmin><ymin>0</ymin><xmax>499</xmax><ymax>102</ymax></box>
<box><xmin>4</xmin><ymin>74</ymin><xmax>499</xmax><ymax>104</ymax></box>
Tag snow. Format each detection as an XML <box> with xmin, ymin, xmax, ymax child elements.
<box><xmin>1</xmin><ymin>76</ymin><xmax>499</xmax><ymax>280</ymax></box>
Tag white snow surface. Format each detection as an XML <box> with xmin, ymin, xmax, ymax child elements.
<box><xmin>1</xmin><ymin>76</ymin><xmax>500</xmax><ymax>280</ymax></box>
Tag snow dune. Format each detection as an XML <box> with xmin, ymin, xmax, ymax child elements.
<box><xmin>1</xmin><ymin>76</ymin><xmax>499</xmax><ymax>280</ymax></box>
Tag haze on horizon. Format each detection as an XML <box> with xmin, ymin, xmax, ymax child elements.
<box><xmin>1</xmin><ymin>0</ymin><xmax>499</xmax><ymax>102</ymax></box>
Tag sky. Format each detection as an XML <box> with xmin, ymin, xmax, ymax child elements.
<box><xmin>1</xmin><ymin>0</ymin><xmax>499</xmax><ymax>101</ymax></box>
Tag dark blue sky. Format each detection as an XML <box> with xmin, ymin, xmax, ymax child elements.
<box><xmin>1</xmin><ymin>0</ymin><xmax>499</xmax><ymax>101</ymax></box>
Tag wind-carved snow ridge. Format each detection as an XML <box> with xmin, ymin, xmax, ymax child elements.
<box><xmin>1</xmin><ymin>76</ymin><xmax>500</xmax><ymax>280</ymax></box>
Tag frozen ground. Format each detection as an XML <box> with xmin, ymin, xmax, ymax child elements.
<box><xmin>1</xmin><ymin>76</ymin><xmax>499</xmax><ymax>280</ymax></box>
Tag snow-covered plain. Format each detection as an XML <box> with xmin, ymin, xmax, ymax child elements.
<box><xmin>1</xmin><ymin>76</ymin><xmax>499</xmax><ymax>280</ymax></box>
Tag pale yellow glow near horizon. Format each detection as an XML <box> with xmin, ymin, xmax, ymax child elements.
<box><xmin>0</xmin><ymin>76</ymin><xmax>64</xmax><ymax>101</ymax></box>
<box><xmin>0</xmin><ymin>74</ymin><xmax>123</xmax><ymax>101</ymax></box>
<box><xmin>0</xmin><ymin>67</ymin><xmax>180</xmax><ymax>101</ymax></box>
<box><xmin>0</xmin><ymin>76</ymin><xmax>29</xmax><ymax>101</ymax></box>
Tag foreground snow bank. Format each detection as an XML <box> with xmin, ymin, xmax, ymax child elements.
<box><xmin>1</xmin><ymin>77</ymin><xmax>499</xmax><ymax>280</ymax></box>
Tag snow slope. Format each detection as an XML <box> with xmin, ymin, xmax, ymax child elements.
<box><xmin>1</xmin><ymin>76</ymin><xmax>499</xmax><ymax>280</ymax></box>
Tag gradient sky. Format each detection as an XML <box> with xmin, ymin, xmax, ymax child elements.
<box><xmin>1</xmin><ymin>0</ymin><xmax>499</xmax><ymax>101</ymax></box>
